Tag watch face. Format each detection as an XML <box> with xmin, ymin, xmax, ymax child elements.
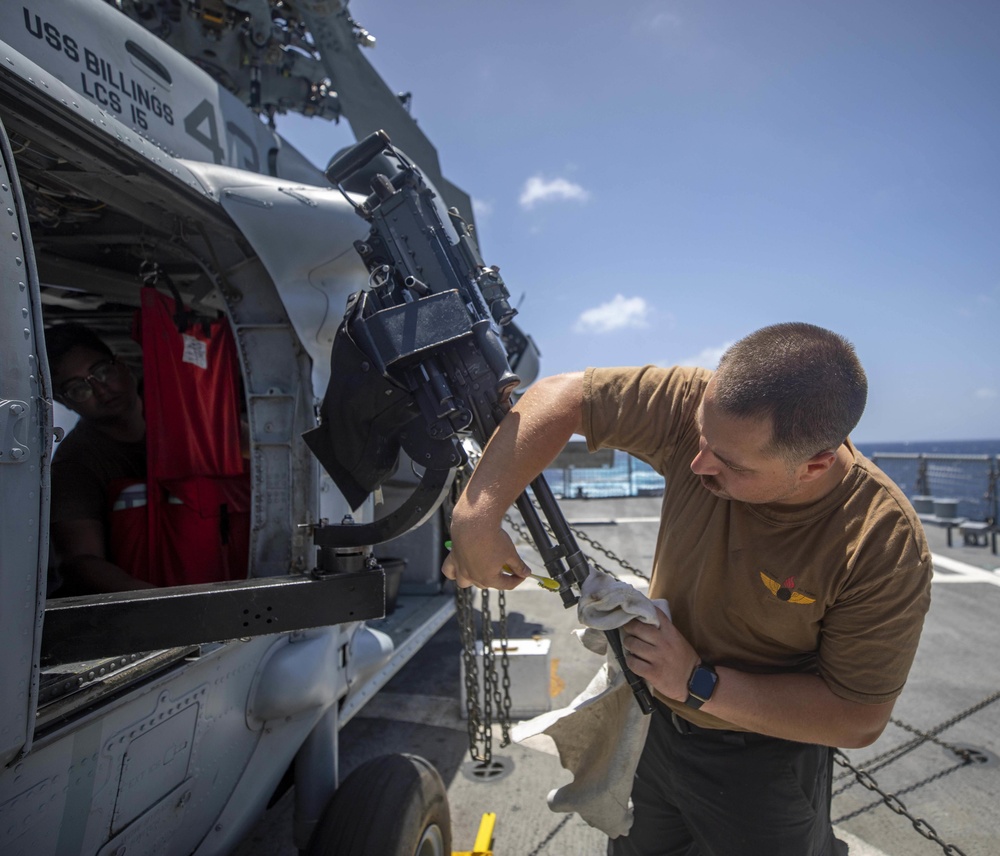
<box><xmin>689</xmin><ymin>666</ymin><xmax>718</xmax><ymax>700</ymax></box>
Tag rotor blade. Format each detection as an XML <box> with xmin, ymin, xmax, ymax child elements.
<box><xmin>295</xmin><ymin>2</ymin><xmax>476</xmax><ymax>227</ymax></box>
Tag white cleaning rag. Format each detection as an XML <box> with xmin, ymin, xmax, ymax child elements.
<box><xmin>511</xmin><ymin>568</ymin><xmax>669</xmax><ymax>839</ymax></box>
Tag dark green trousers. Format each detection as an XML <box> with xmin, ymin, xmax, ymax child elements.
<box><xmin>608</xmin><ymin>701</ymin><xmax>844</xmax><ymax>856</ymax></box>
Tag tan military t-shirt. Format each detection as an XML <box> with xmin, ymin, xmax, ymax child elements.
<box><xmin>583</xmin><ymin>365</ymin><xmax>932</xmax><ymax>730</ymax></box>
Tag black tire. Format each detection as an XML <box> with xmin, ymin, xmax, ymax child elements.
<box><xmin>306</xmin><ymin>753</ymin><xmax>451</xmax><ymax>856</ymax></box>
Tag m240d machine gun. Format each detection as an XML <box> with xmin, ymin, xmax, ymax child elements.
<box><xmin>304</xmin><ymin>130</ymin><xmax>653</xmax><ymax>715</ymax></box>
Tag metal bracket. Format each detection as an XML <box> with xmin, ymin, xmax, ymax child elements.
<box><xmin>42</xmin><ymin>571</ymin><xmax>385</xmax><ymax>664</ymax></box>
<box><xmin>0</xmin><ymin>399</ymin><xmax>29</xmax><ymax>463</ymax></box>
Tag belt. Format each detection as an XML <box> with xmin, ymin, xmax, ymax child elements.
<box><xmin>669</xmin><ymin>710</ymin><xmax>718</xmax><ymax>736</ymax></box>
<box><xmin>655</xmin><ymin>700</ymin><xmax>761</xmax><ymax>744</ymax></box>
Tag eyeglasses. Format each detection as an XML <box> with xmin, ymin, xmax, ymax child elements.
<box><xmin>58</xmin><ymin>358</ymin><xmax>119</xmax><ymax>403</ymax></box>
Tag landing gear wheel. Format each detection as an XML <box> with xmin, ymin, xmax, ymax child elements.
<box><xmin>306</xmin><ymin>753</ymin><xmax>451</xmax><ymax>856</ymax></box>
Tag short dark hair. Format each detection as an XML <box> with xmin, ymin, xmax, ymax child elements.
<box><xmin>714</xmin><ymin>322</ymin><xmax>867</xmax><ymax>462</ymax></box>
<box><xmin>44</xmin><ymin>323</ymin><xmax>113</xmax><ymax>372</ymax></box>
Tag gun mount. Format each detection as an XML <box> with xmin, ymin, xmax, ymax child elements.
<box><xmin>306</xmin><ymin>131</ymin><xmax>654</xmax><ymax>714</ymax></box>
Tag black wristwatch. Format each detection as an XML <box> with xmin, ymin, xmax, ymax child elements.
<box><xmin>684</xmin><ymin>663</ymin><xmax>718</xmax><ymax>710</ymax></box>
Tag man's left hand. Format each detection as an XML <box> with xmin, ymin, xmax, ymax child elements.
<box><xmin>620</xmin><ymin>614</ymin><xmax>701</xmax><ymax>702</ymax></box>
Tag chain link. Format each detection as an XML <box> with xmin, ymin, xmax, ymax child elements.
<box><xmin>835</xmin><ymin>756</ymin><xmax>972</xmax><ymax>823</ymax></box>
<box><xmin>456</xmin><ymin>586</ymin><xmax>489</xmax><ymax>763</ymax></box>
<box><xmin>834</xmin><ymin>689</ymin><xmax>1000</xmax><ymax>789</ymax></box>
<box><xmin>456</xmin><ymin>584</ymin><xmax>514</xmax><ymax>762</ymax></box>
<box><xmin>833</xmin><ymin>751</ymin><xmax>970</xmax><ymax>855</ymax></box>
<box><xmin>496</xmin><ymin>592</ymin><xmax>513</xmax><ymax>746</ymax></box>
<box><xmin>829</xmin><ymin>689</ymin><xmax>1000</xmax><ymax>854</ymax></box>
<box><xmin>526</xmin><ymin>812</ymin><xmax>575</xmax><ymax>856</ymax></box>
<box><xmin>564</xmin><ymin>520</ymin><xmax>650</xmax><ymax>581</ymax></box>
<box><xmin>480</xmin><ymin>589</ymin><xmax>496</xmax><ymax>756</ymax></box>
<box><xmin>503</xmin><ymin>509</ymin><xmax>650</xmax><ymax>583</ymax></box>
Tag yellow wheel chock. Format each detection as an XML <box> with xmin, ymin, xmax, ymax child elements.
<box><xmin>452</xmin><ymin>811</ymin><xmax>496</xmax><ymax>856</ymax></box>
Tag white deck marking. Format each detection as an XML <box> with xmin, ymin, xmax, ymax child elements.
<box><xmin>833</xmin><ymin>830</ymin><xmax>892</xmax><ymax>856</ymax></box>
<box><xmin>931</xmin><ymin>552</ymin><xmax>1000</xmax><ymax>586</ymax></box>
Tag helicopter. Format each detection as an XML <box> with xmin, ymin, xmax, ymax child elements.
<box><xmin>0</xmin><ymin>2</ymin><xmax>545</xmax><ymax>854</ymax></box>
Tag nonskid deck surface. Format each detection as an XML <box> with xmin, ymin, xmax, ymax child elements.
<box><xmin>236</xmin><ymin>497</ymin><xmax>1000</xmax><ymax>856</ymax></box>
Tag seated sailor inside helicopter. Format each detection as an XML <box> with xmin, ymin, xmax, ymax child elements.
<box><xmin>47</xmin><ymin>318</ymin><xmax>251</xmax><ymax>595</ymax></box>
<box><xmin>47</xmin><ymin>323</ymin><xmax>153</xmax><ymax>594</ymax></box>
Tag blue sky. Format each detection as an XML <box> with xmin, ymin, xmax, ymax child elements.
<box><xmin>278</xmin><ymin>0</ymin><xmax>999</xmax><ymax>443</ymax></box>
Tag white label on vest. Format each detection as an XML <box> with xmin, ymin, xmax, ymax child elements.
<box><xmin>182</xmin><ymin>334</ymin><xmax>208</xmax><ymax>369</ymax></box>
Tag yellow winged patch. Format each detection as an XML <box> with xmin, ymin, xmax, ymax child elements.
<box><xmin>759</xmin><ymin>571</ymin><xmax>816</xmax><ymax>605</ymax></box>
<box><xmin>760</xmin><ymin>572</ymin><xmax>781</xmax><ymax>596</ymax></box>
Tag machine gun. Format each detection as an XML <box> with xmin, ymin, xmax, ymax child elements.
<box><xmin>305</xmin><ymin>130</ymin><xmax>653</xmax><ymax>715</ymax></box>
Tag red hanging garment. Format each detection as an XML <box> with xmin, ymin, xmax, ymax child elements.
<box><xmin>107</xmin><ymin>478</ymin><xmax>149</xmax><ymax>580</ymax></box>
<box><xmin>129</xmin><ymin>288</ymin><xmax>250</xmax><ymax>586</ymax></box>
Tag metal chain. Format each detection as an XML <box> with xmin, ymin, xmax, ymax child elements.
<box><xmin>834</xmin><ymin>754</ymin><xmax>972</xmax><ymax>824</ymax></box>
<box><xmin>900</xmin><ymin>689</ymin><xmax>1000</xmax><ymax>739</ymax></box>
<box><xmin>456</xmin><ymin>586</ymin><xmax>490</xmax><ymax>763</ymax></box>
<box><xmin>526</xmin><ymin>812</ymin><xmax>575</xmax><ymax>856</ymax></box>
<box><xmin>828</xmin><ymin>690</ymin><xmax>1000</xmax><ymax>854</ymax></box>
<box><xmin>564</xmin><ymin>520</ymin><xmax>650</xmax><ymax>581</ymax></box>
<box><xmin>495</xmin><ymin>591</ymin><xmax>513</xmax><ymax>746</ymax></box>
<box><xmin>455</xmin><ymin>584</ymin><xmax>513</xmax><ymax>762</ymax></box>
<box><xmin>481</xmin><ymin>589</ymin><xmax>497</xmax><ymax>754</ymax></box>
<box><xmin>503</xmin><ymin>510</ymin><xmax>650</xmax><ymax>582</ymax></box>
<box><xmin>834</xmin><ymin>689</ymin><xmax>1000</xmax><ymax>785</ymax></box>
<box><xmin>832</xmin><ymin>751</ymin><xmax>970</xmax><ymax>855</ymax></box>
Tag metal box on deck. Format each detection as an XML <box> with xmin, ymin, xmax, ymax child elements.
<box><xmin>459</xmin><ymin>637</ymin><xmax>552</xmax><ymax>719</ymax></box>
<box><xmin>912</xmin><ymin>495</ymin><xmax>934</xmax><ymax>515</ymax></box>
<box><xmin>933</xmin><ymin>498</ymin><xmax>959</xmax><ymax>519</ymax></box>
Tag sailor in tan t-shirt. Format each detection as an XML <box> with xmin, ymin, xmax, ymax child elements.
<box><xmin>443</xmin><ymin>322</ymin><xmax>932</xmax><ymax>856</ymax></box>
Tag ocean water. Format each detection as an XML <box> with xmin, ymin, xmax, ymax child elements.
<box><xmin>854</xmin><ymin>439</ymin><xmax>1000</xmax><ymax>458</ymax></box>
<box><xmin>546</xmin><ymin>440</ymin><xmax>1000</xmax><ymax>521</ymax></box>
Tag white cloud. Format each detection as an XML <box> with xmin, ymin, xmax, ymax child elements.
<box><xmin>975</xmin><ymin>387</ymin><xmax>997</xmax><ymax>400</ymax></box>
<box><xmin>676</xmin><ymin>342</ymin><xmax>734</xmax><ymax>370</ymax></box>
<box><xmin>472</xmin><ymin>197</ymin><xmax>493</xmax><ymax>221</ymax></box>
<box><xmin>574</xmin><ymin>294</ymin><xmax>649</xmax><ymax>334</ymax></box>
<box><xmin>519</xmin><ymin>175</ymin><xmax>590</xmax><ymax>210</ymax></box>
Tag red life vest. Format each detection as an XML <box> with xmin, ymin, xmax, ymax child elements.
<box><xmin>107</xmin><ymin>478</ymin><xmax>149</xmax><ymax>580</ymax></box>
<box><xmin>111</xmin><ymin>288</ymin><xmax>250</xmax><ymax>586</ymax></box>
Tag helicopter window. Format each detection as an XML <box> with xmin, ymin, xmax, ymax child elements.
<box><xmin>39</xmin><ymin>298</ymin><xmax>248</xmax><ymax>722</ymax></box>
<box><xmin>45</xmin><ymin>298</ymin><xmax>251</xmax><ymax>596</ymax></box>
<box><xmin>7</xmin><ymin>109</ymin><xmax>254</xmax><ymax>598</ymax></box>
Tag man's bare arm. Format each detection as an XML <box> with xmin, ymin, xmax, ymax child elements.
<box><xmin>443</xmin><ymin>372</ymin><xmax>586</xmax><ymax>589</ymax></box>
<box><xmin>704</xmin><ymin>668</ymin><xmax>894</xmax><ymax>747</ymax></box>
<box><xmin>623</xmin><ymin>614</ymin><xmax>893</xmax><ymax>747</ymax></box>
<box><xmin>52</xmin><ymin>518</ymin><xmax>155</xmax><ymax>593</ymax></box>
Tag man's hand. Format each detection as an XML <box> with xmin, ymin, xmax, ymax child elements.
<box><xmin>620</xmin><ymin>613</ymin><xmax>700</xmax><ymax>702</ymax></box>
<box><xmin>440</xmin><ymin>372</ymin><xmax>586</xmax><ymax>589</ymax></box>
<box><xmin>441</xmin><ymin>525</ymin><xmax>531</xmax><ymax>590</ymax></box>
<box><xmin>622</xmin><ymin>613</ymin><xmax>897</xmax><ymax>747</ymax></box>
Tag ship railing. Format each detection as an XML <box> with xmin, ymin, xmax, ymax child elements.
<box><xmin>870</xmin><ymin>453</ymin><xmax>999</xmax><ymax>553</ymax></box>
<box><xmin>543</xmin><ymin>454</ymin><xmax>665</xmax><ymax>500</ymax></box>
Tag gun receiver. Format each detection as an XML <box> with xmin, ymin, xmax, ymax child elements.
<box><xmin>306</xmin><ymin>131</ymin><xmax>653</xmax><ymax>715</ymax></box>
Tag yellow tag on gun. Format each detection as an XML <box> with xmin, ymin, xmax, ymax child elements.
<box><xmin>445</xmin><ymin>542</ymin><xmax>560</xmax><ymax>591</ymax></box>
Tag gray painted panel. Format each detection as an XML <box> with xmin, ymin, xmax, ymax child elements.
<box><xmin>0</xmin><ymin>114</ymin><xmax>48</xmax><ymax>767</ymax></box>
